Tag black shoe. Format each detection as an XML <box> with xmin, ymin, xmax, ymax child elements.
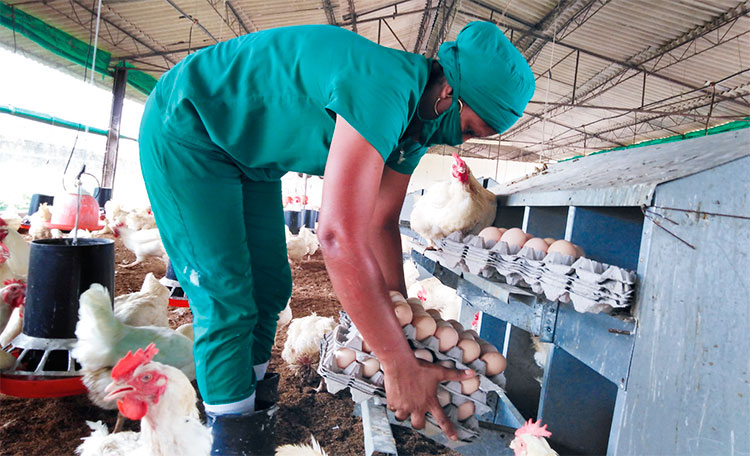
<box><xmin>208</xmin><ymin>402</ymin><xmax>278</xmax><ymax>456</ymax></box>
<box><xmin>255</xmin><ymin>372</ymin><xmax>279</xmax><ymax>404</ymax></box>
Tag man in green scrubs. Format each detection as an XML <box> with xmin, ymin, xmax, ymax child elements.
<box><xmin>139</xmin><ymin>21</ymin><xmax>534</xmax><ymax>454</ymax></box>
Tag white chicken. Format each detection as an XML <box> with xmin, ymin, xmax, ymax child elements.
<box><xmin>113</xmin><ymin>224</ymin><xmax>167</xmax><ymax>268</ymax></box>
<box><xmin>410</xmin><ymin>153</ymin><xmax>497</xmax><ymax>242</ymax></box>
<box><xmin>28</xmin><ymin>203</ymin><xmax>53</xmax><ymax>240</ymax></box>
<box><xmin>404</xmin><ymin>259</ymin><xmax>420</xmax><ymax>290</ymax></box>
<box><xmin>114</xmin><ymin>273</ymin><xmax>170</xmax><ymax>328</ymax></box>
<box><xmin>0</xmin><ymin>217</ymin><xmax>30</xmax><ymax>285</ymax></box>
<box><xmin>72</xmin><ymin>284</ymin><xmax>194</xmax><ymax>410</ymax></box>
<box><xmin>407</xmin><ymin>277</ymin><xmax>462</xmax><ymax>321</ymax></box>
<box><xmin>0</xmin><ymin>280</ymin><xmax>25</xmax><ymax>340</ymax></box>
<box><xmin>125</xmin><ymin>206</ymin><xmax>157</xmax><ymax>231</ymax></box>
<box><xmin>509</xmin><ymin>419</ymin><xmax>559</xmax><ymax>456</ymax></box>
<box><xmin>286</xmin><ymin>226</ymin><xmax>319</xmax><ymax>262</ymax></box>
<box><xmin>277</xmin><ymin>299</ymin><xmax>293</xmax><ymax>327</ymax></box>
<box><xmin>281</xmin><ymin>314</ymin><xmax>336</xmax><ymax>381</ymax></box>
<box><xmin>276</xmin><ymin>435</ymin><xmax>328</xmax><ymax>456</ymax></box>
<box><xmin>76</xmin><ymin>344</ymin><xmax>211</xmax><ymax>456</ymax></box>
<box><xmin>0</xmin><ymin>208</ymin><xmax>22</xmax><ymax>232</ymax></box>
<box><xmin>0</xmin><ymin>305</ymin><xmax>23</xmax><ymax>347</ymax></box>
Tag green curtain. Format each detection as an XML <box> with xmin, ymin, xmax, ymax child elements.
<box><xmin>0</xmin><ymin>2</ymin><xmax>158</xmax><ymax>95</ymax></box>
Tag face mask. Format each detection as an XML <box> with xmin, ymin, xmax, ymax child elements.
<box><xmin>416</xmin><ymin>97</ymin><xmax>463</xmax><ymax>147</ymax></box>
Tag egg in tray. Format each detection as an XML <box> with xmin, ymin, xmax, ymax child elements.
<box><xmin>317</xmin><ymin>293</ymin><xmax>507</xmax><ymax>443</ymax></box>
<box><xmin>433</xmin><ymin>228</ymin><xmax>636</xmax><ymax>314</ymax></box>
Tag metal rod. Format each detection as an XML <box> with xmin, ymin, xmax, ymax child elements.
<box><xmin>704</xmin><ymin>85</ymin><xmax>717</xmax><ymax>135</ymax></box>
<box><xmin>377</xmin><ymin>18</ymin><xmax>381</xmax><ymax>44</ymax></box>
<box><xmin>164</xmin><ymin>0</ymin><xmax>218</xmax><ymax>43</ymax></box>
<box><xmin>381</xmin><ymin>17</ymin><xmax>407</xmax><ymax>51</ymax></box>
<box><xmin>640</xmin><ymin>71</ymin><xmax>647</xmax><ymax>107</ymax></box>
<box><xmin>571</xmin><ymin>49</ymin><xmax>579</xmax><ymax>101</ymax></box>
<box><xmin>641</xmin><ymin>207</ymin><xmax>696</xmax><ymax>250</ymax></box>
<box><xmin>651</xmin><ymin>205</ymin><xmax>750</xmax><ymax>221</ymax></box>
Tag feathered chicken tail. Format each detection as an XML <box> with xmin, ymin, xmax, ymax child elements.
<box><xmin>275</xmin><ymin>434</ymin><xmax>328</xmax><ymax>456</ymax></box>
<box><xmin>72</xmin><ymin>284</ymin><xmax>122</xmax><ymax>370</ymax></box>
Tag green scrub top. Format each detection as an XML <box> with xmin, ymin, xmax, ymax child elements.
<box><xmin>150</xmin><ymin>24</ymin><xmax>432</xmax><ymax>176</ymax></box>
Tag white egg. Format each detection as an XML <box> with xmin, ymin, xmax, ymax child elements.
<box><xmin>500</xmin><ymin>228</ymin><xmax>528</xmax><ymax>248</ymax></box>
<box><xmin>457</xmin><ymin>401</ymin><xmax>476</xmax><ymax>421</ymax></box>
<box><xmin>362</xmin><ymin>357</ymin><xmax>381</xmax><ymax>377</ymax></box>
<box><xmin>335</xmin><ymin>348</ymin><xmax>356</xmax><ymax>369</ymax></box>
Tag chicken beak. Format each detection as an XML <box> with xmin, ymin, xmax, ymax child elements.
<box><xmin>103</xmin><ymin>380</ymin><xmax>135</xmax><ymax>402</ymax></box>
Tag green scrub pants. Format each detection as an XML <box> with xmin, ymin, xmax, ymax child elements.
<box><xmin>138</xmin><ymin>98</ymin><xmax>293</xmax><ymax>405</ymax></box>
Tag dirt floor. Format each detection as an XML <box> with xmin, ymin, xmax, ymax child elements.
<box><xmin>0</xmin><ymin>235</ymin><xmax>459</xmax><ymax>455</ymax></box>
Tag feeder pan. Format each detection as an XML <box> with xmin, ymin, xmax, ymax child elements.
<box><xmin>48</xmin><ymin>191</ymin><xmax>105</xmax><ymax>231</ymax></box>
<box><xmin>160</xmin><ymin>265</ymin><xmax>190</xmax><ymax>308</ymax></box>
<box><xmin>0</xmin><ymin>238</ymin><xmax>114</xmax><ymax>398</ymax></box>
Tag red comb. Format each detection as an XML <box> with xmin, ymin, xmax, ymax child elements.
<box><xmin>515</xmin><ymin>419</ymin><xmax>552</xmax><ymax>438</ymax></box>
<box><xmin>0</xmin><ymin>218</ymin><xmax>8</xmax><ymax>243</ymax></box>
<box><xmin>417</xmin><ymin>286</ymin><xmax>427</xmax><ymax>302</ymax></box>
<box><xmin>111</xmin><ymin>344</ymin><xmax>159</xmax><ymax>380</ymax></box>
<box><xmin>0</xmin><ymin>243</ymin><xmax>9</xmax><ymax>265</ymax></box>
<box><xmin>452</xmin><ymin>153</ymin><xmax>465</xmax><ymax>167</ymax></box>
<box><xmin>3</xmin><ymin>278</ymin><xmax>25</xmax><ymax>287</ymax></box>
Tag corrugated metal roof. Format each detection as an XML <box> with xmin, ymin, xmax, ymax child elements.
<box><xmin>0</xmin><ymin>0</ymin><xmax>747</xmax><ymax>161</ymax></box>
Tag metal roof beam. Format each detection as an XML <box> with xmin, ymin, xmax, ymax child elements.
<box><xmin>343</xmin><ymin>0</ymin><xmax>413</xmax><ymax>21</ymax></box>
<box><xmin>523</xmin><ymin>0</ymin><xmax>613</xmax><ymax>64</ymax></box>
<box><xmin>321</xmin><ymin>0</ymin><xmax>336</xmax><ymax>25</ymax></box>
<box><xmin>225</xmin><ymin>0</ymin><xmax>253</xmax><ymax>34</ymax></box>
<box><xmin>340</xmin><ymin>7</ymin><xmax>436</xmax><ymax>27</ymax></box>
<box><xmin>346</xmin><ymin>0</ymin><xmax>357</xmax><ymax>33</ymax></box>
<box><xmin>163</xmin><ymin>0</ymin><xmax>218</xmax><ymax>44</ymax></box>
<box><xmin>486</xmin><ymin>2</ymin><xmax>750</xmax><ymax>138</ymax></box>
<box><xmin>412</xmin><ymin>0</ymin><xmax>437</xmax><ymax>54</ymax></box>
<box><xmin>425</xmin><ymin>0</ymin><xmax>461</xmax><ymax>57</ymax></box>
<box><xmin>63</xmin><ymin>0</ymin><xmax>177</xmax><ymax>65</ymax></box>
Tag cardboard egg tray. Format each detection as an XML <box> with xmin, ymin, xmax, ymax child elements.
<box><xmin>317</xmin><ymin>312</ymin><xmax>508</xmax><ymax>442</ymax></box>
<box><xmin>434</xmin><ymin>232</ymin><xmax>637</xmax><ymax>313</ymax></box>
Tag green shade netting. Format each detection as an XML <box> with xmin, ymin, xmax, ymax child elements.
<box><xmin>0</xmin><ymin>2</ymin><xmax>158</xmax><ymax>95</ymax></box>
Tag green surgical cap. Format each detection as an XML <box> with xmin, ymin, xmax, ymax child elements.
<box><xmin>438</xmin><ymin>21</ymin><xmax>535</xmax><ymax>135</ymax></box>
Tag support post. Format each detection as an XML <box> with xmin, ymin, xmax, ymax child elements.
<box><xmin>101</xmin><ymin>66</ymin><xmax>128</xmax><ymax>194</ymax></box>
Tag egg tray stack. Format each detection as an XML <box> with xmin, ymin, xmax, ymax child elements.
<box><xmin>435</xmin><ymin>232</ymin><xmax>637</xmax><ymax>314</ymax></box>
<box><xmin>317</xmin><ymin>311</ymin><xmax>505</xmax><ymax>443</ymax></box>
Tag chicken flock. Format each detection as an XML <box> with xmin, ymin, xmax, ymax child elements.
<box><xmin>0</xmin><ymin>153</ymin><xmax>563</xmax><ymax>455</ymax></box>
